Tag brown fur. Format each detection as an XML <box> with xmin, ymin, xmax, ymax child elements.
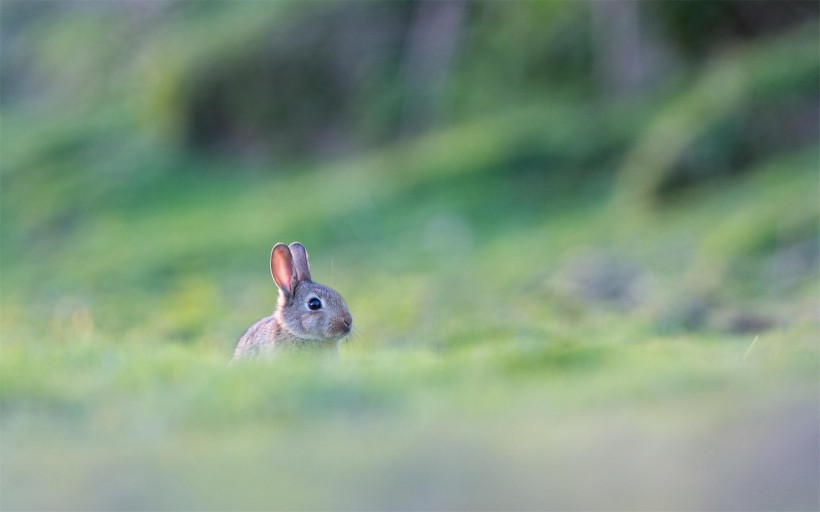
<box><xmin>232</xmin><ymin>242</ymin><xmax>352</xmax><ymax>360</ymax></box>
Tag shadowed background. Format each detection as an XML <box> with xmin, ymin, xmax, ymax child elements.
<box><xmin>1</xmin><ymin>1</ymin><xmax>818</xmax><ymax>510</ymax></box>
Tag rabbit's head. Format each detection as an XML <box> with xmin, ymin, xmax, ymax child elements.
<box><xmin>271</xmin><ymin>242</ymin><xmax>352</xmax><ymax>342</ymax></box>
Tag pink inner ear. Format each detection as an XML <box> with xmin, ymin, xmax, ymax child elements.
<box><xmin>271</xmin><ymin>245</ymin><xmax>294</xmax><ymax>293</ymax></box>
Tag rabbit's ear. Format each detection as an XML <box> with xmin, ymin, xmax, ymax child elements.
<box><xmin>270</xmin><ymin>243</ymin><xmax>295</xmax><ymax>296</ymax></box>
<box><xmin>288</xmin><ymin>242</ymin><xmax>312</xmax><ymax>282</ymax></box>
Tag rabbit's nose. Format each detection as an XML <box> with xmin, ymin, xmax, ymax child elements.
<box><xmin>343</xmin><ymin>314</ymin><xmax>352</xmax><ymax>328</ymax></box>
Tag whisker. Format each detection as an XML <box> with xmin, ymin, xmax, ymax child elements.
<box><xmin>343</xmin><ymin>326</ymin><xmax>363</xmax><ymax>347</ymax></box>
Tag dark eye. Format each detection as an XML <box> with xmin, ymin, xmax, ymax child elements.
<box><xmin>307</xmin><ymin>298</ymin><xmax>322</xmax><ymax>310</ymax></box>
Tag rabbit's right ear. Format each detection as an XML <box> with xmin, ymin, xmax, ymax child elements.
<box><xmin>288</xmin><ymin>242</ymin><xmax>312</xmax><ymax>282</ymax></box>
<box><xmin>270</xmin><ymin>243</ymin><xmax>295</xmax><ymax>297</ymax></box>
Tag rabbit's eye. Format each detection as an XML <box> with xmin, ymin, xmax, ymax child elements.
<box><xmin>307</xmin><ymin>298</ymin><xmax>322</xmax><ymax>310</ymax></box>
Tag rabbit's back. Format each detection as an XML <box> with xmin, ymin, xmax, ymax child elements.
<box><xmin>233</xmin><ymin>316</ymin><xmax>284</xmax><ymax>360</ymax></box>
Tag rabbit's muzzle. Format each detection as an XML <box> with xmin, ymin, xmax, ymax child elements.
<box><xmin>333</xmin><ymin>312</ymin><xmax>353</xmax><ymax>336</ymax></box>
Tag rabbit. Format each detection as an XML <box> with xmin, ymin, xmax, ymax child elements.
<box><xmin>232</xmin><ymin>242</ymin><xmax>352</xmax><ymax>360</ymax></box>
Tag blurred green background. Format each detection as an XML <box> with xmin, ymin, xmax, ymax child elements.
<box><xmin>1</xmin><ymin>1</ymin><xmax>818</xmax><ymax>509</ymax></box>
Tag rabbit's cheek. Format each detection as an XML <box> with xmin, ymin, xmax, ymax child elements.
<box><xmin>301</xmin><ymin>315</ymin><xmax>320</xmax><ymax>333</ymax></box>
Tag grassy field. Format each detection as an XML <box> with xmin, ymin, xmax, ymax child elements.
<box><xmin>1</xmin><ymin>6</ymin><xmax>819</xmax><ymax>508</ymax></box>
<box><xmin>2</xmin><ymin>98</ymin><xmax>818</xmax><ymax>509</ymax></box>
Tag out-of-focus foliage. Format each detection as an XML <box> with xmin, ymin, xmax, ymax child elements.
<box><xmin>1</xmin><ymin>1</ymin><xmax>818</xmax><ymax>510</ymax></box>
<box><xmin>615</xmin><ymin>22</ymin><xmax>818</xmax><ymax>212</ymax></box>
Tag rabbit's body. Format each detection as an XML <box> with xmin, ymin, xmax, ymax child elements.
<box><xmin>234</xmin><ymin>316</ymin><xmax>286</xmax><ymax>359</ymax></box>
<box><xmin>232</xmin><ymin>242</ymin><xmax>352</xmax><ymax>360</ymax></box>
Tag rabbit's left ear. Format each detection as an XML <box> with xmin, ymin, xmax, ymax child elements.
<box><xmin>271</xmin><ymin>243</ymin><xmax>296</xmax><ymax>297</ymax></box>
<box><xmin>289</xmin><ymin>242</ymin><xmax>312</xmax><ymax>282</ymax></box>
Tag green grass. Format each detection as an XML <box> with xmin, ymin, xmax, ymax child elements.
<box><xmin>2</xmin><ymin>22</ymin><xmax>819</xmax><ymax>505</ymax></box>
<box><xmin>2</xmin><ymin>120</ymin><xmax>818</xmax><ymax>508</ymax></box>
<box><xmin>2</xmin><ymin>330</ymin><xmax>816</xmax><ymax>509</ymax></box>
